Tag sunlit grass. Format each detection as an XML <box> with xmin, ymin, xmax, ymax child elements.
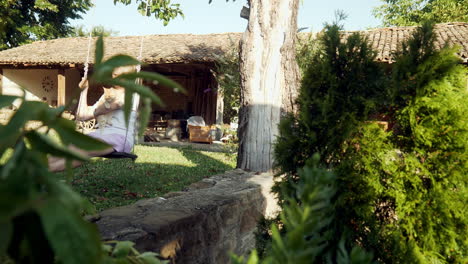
<box><xmin>58</xmin><ymin>145</ymin><xmax>236</xmax><ymax>211</ymax></box>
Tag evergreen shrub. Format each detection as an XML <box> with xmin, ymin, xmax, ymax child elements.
<box><xmin>274</xmin><ymin>21</ymin><xmax>386</xmax><ymax>199</ymax></box>
<box><xmin>272</xmin><ymin>22</ymin><xmax>467</xmax><ymax>263</ymax></box>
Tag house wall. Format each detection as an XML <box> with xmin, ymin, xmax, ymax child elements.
<box><xmin>2</xmin><ymin>68</ymin><xmax>81</xmax><ymax>107</ymax></box>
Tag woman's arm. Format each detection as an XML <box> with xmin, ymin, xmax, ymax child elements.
<box><xmin>75</xmin><ymin>78</ymin><xmax>95</xmax><ymax>121</ymax></box>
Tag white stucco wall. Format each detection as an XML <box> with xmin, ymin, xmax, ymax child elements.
<box><xmin>2</xmin><ymin>68</ymin><xmax>81</xmax><ymax>107</ymax></box>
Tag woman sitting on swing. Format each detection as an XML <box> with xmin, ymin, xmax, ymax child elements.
<box><xmin>49</xmin><ymin>66</ymin><xmax>137</xmax><ymax>172</ymax></box>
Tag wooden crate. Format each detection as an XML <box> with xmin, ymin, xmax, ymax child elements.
<box><xmin>188</xmin><ymin>125</ymin><xmax>213</xmax><ymax>144</ymax></box>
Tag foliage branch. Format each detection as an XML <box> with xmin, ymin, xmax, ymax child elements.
<box><xmin>232</xmin><ymin>155</ymin><xmax>375</xmax><ymax>264</ymax></box>
<box><xmin>114</xmin><ymin>0</ymin><xmax>184</xmax><ymax>26</ymax></box>
<box><xmin>373</xmin><ymin>0</ymin><xmax>468</xmax><ymax>26</ymax></box>
<box><xmin>0</xmin><ymin>0</ymin><xmax>92</xmax><ymax>50</ymax></box>
<box><xmin>0</xmin><ymin>36</ymin><xmax>184</xmax><ymax>263</ymax></box>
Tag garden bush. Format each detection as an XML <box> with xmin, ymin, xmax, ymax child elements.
<box><xmin>270</xmin><ymin>21</ymin><xmax>467</xmax><ymax>263</ymax></box>
<box><xmin>233</xmin><ymin>155</ymin><xmax>374</xmax><ymax>264</ymax></box>
<box><xmin>274</xmin><ymin>20</ymin><xmax>387</xmax><ymax>199</ymax></box>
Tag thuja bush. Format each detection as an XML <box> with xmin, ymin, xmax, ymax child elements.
<box><xmin>273</xmin><ymin>21</ymin><xmax>467</xmax><ymax>263</ymax></box>
<box><xmin>274</xmin><ymin>20</ymin><xmax>386</xmax><ymax>198</ymax></box>
<box><xmin>343</xmin><ymin>22</ymin><xmax>467</xmax><ymax>263</ymax></box>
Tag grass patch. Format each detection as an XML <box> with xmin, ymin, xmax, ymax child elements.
<box><xmin>57</xmin><ymin>145</ymin><xmax>236</xmax><ymax>211</ymax></box>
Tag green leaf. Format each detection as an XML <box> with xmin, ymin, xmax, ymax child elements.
<box><xmin>101</xmin><ymin>54</ymin><xmax>140</xmax><ymax>69</ymax></box>
<box><xmin>139</xmin><ymin>98</ymin><xmax>152</xmax><ymax>137</ymax></box>
<box><xmin>8</xmin><ymin>211</ymin><xmax>55</xmax><ymax>264</ymax></box>
<box><xmin>34</xmin><ymin>0</ymin><xmax>58</xmax><ymax>11</ymax></box>
<box><xmin>95</xmin><ymin>36</ymin><xmax>104</xmax><ymax>65</ymax></box>
<box><xmin>0</xmin><ymin>221</ymin><xmax>12</xmax><ymax>256</ymax></box>
<box><xmin>123</xmin><ymin>88</ymin><xmax>133</xmax><ymax>126</ymax></box>
<box><xmin>118</xmin><ymin>71</ymin><xmax>186</xmax><ymax>94</ymax></box>
<box><xmin>246</xmin><ymin>250</ymin><xmax>260</xmax><ymax>264</ymax></box>
<box><xmin>0</xmin><ymin>95</ymin><xmax>18</xmax><ymax>109</ymax></box>
<box><xmin>37</xmin><ymin>198</ymin><xmax>102</xmax><ymax>264</ymax></box>
<box><xmin>102</xmin><ymin>243</ymin><xmax>113</xmax><ymax>254</ymax></box>
<box><xmin>93</xmin><ymin>54</ymin><xmax>140</xmax><ymax>82</ymax></box>
<box><xmin>26</xmin><ymin>131</ymin><xmax>88</xmax><ymax>161</ymax></box>
<box><xmin>107</xmin><ymin>79</ymin><xmax>165</xmax><ymax>107</ymax></box>
<box><xmin>51</xmin><ymin>118</ymin><xmax>111</xmax><ymax>151</ymax></box>
<box><xmin>0</xmin><ymin>101</ymin><xmax>48</xmax><ymax>153</ymax></box>
<box><xmin>1</xmin><ymin>141</ymin><xmax>25</xmax><ymax>180</ymax></box>
<box><xmin>0</xmin><ymin>146</ymin><xmax>35</xmax><ymax>222</ymax></box>
<box><xmin>112</xmin><ymin>241</ymin><xmax>135</xmax><ymax>258</ymax></box>
<box><xmin>43</xmin><ymin>176</ymin><xmax>85</xmax><ymax>213</ymax></box>
<box><xmin>137</xmin><ymin>252</ymin><xmax>163</xmax><ymax>264</ymax></box>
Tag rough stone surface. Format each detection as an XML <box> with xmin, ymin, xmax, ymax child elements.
<box><xmin>94</xmin><ymin>169</ymin><xmax>279</xmax><ymax>264</ymax></box>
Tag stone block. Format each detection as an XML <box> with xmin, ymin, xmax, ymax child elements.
<box><xmin>93</xmin><ymin>169</ymin><xmax>278</xmax><ymax>264</ymax></box>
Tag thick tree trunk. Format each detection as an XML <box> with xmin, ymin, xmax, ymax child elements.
<box><xmin>237</xmin><ymin>0</ymin><xmax>301</xmax><ymax>172</ymax></box>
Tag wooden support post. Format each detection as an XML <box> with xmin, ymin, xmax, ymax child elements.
<box><xmin>0</xmin><ymin>68</ymin><xmax>3</xmax><ymax>94</ymax></box>
<box><xmin>215</xmin><ymin>88</ymin><xmax>224</xmax><ymax>126</ymax></box>
<box><xmin>0</xmin><ymin>68</ymin><xmax>3</xmax><ymax>95</ymax></box>
<box><xmin>57</xmin><ymin>69</ymin><xmax>66</xmax><ymax>106</ymax></box>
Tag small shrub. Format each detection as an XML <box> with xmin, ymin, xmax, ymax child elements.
<box><xmin>233</xmin><ymin>156</ymin><xmax>374</xmax><ymax>264</ymax></box>
<box><xmin>213</xmin><ymin>39</ymin><xmax>241</xmax><ymax>125</ymax></box>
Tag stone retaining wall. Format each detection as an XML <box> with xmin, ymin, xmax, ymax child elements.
<box><xmin>93</xmin><ymin>169</ymin><xmax>279</xmax><ymax>264</ymax></box>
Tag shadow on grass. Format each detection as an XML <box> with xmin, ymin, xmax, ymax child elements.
<box><xmin>59</xmin><ymin>145</ymin><xmax>236</xmax><ymax>211</ymax></box>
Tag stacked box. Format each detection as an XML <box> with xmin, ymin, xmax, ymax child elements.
<box><xmin>188</xmin><ymin>125</ymin><xmax>213</xmax><ymax>144</ymax></box>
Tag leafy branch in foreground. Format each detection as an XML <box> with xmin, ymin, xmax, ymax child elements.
<box><xmin>232</xmin><ymin>155</ymin><xmax>374</xmax><ymax>264</ymax></box>
<box><xmin>91</xmin><ymin>35</ymin><xmax>186</xmax><ymax>136</ymax></box>
<box><xmin>0</xmin><ymin>36</ymin><xmax>184</xmax><ymax>263</ymax></box>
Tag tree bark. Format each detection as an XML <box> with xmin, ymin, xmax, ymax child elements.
<box><xmin>237</xmin><ymin>0</ymin><xmax>301</xmax><ymax>172</ymax></box>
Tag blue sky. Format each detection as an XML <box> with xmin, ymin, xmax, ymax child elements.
<box><xmin>71</xmin><ymin>0</ymin><xmax>383</xmax><ymax>36</ymax></box>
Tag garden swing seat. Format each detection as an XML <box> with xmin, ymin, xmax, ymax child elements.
<box><xmin>76</xmin><ymin>0</ymin><xmax>154</xmax><ymax>162</ymax></box>
<box><xmin>101</xmin><ymin>151</ymin><xmax>138</xmax><ymax>161</ymax></box>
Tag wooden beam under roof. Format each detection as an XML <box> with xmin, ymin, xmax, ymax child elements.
<box><xmin>0</xmin><ymin>63</ymin><xmax>80</xmax><ymax>70</ymax></box>
<box><xmin>0</xmin><ymin>68</ymin><xmax>3</xmax><ymax>95</ymax></box>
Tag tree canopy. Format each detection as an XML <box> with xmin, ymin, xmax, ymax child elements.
<box><xmin>0</xmin><ymin>0</ymin><xmax>92</xmax><ymax>50</ymax></box>
<box><xmin>0</xmin><ymin>0</ymin><xmax>184</xmax><ymax>51</ymax></box>
<box><xmin>113</xmin><ymin>0</ymin><xmax>183</xmax><ymax>26</ymax></box>
<box><xmin>373</xmin><ymin>0</ymin><xmax>468</xmax><ymax>26</ymax></box>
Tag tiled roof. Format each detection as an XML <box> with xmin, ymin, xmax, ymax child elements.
<box><xmin>0</xmin><ymin>23</ymin><xmax>466</xmax><ymax>66</ymax></box>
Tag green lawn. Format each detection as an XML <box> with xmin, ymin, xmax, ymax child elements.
<box><xmin>57</xmin><ymin>145</ymin><xmax>236</xmax><ymax>211</ymax></box>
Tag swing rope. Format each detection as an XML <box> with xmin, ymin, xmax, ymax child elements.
<box><xmin>83</xmin><ymin>0</ymin><xmax>96</xmax><ymax>80</ymax></box>
<box><xmin>123</xmin><ymin>0</ymin><xmax>151</xmax><ymax>153</ymax></box>
<box><xmin>76</xmin><ymin>0</ymin><xmax>152</xmax><ymax>159</ymax></box>
<box><xmin>76</xmin><ymin>0</ymin><xmax>96</xmax><ymax>132</ymax></box>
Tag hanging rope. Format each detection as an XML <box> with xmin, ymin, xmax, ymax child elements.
<box><xmin>75</xmin><ymin>0</ymin><xmax>153</xmax><ymax>155</ymax></box>
<box><xmin>125</xmin><ymin>0</ymin><xmax>152</xmax><ymax>151</ymax></box>
<box><xmin>83</xmin><ymin>0</ymin><xmax>96</xmax><ymax>80</ymax></box>
<box><xmin>76</xmin><ymin>0</ymin><xmax>96</xmax><ymax>131</ymax></box>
